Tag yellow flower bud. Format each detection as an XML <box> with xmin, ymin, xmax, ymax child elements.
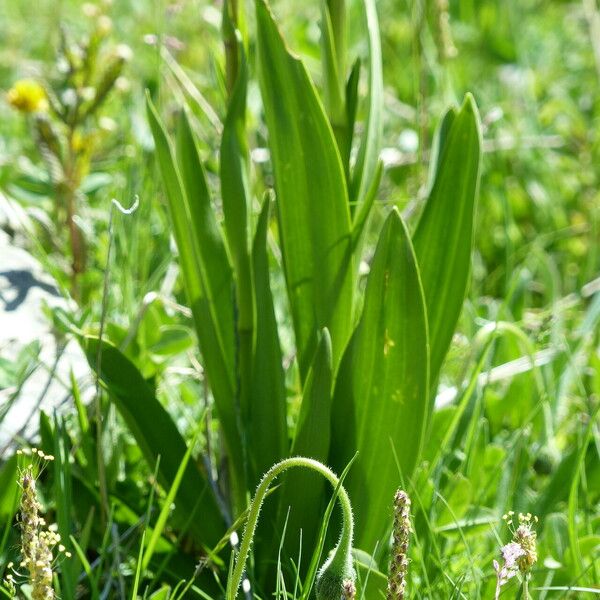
<box><xmin>7</xmin><ymin>80</ymin><xmax>48</xmax><ymax>113</ymax></box>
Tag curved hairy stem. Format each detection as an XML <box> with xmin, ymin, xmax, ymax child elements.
<box><xmin>226</xmin><ymin>456</ymin><xmax>354</xmax><ymax>600</ymax></box>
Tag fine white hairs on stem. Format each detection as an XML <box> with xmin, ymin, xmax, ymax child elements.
<box><xmin>226</xmin><ymin>457</ymin><xmax>355</xmax><ymax>600</ymax></box>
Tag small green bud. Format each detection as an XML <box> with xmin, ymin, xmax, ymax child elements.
<box><xmin>226</xmin><ymin>457</ymin><xmax>356</xmax><ymax>600</ymax></box>
<box><xmin>316</xmin><ymin>544</ymin><xmax>355</xmax><ymax>600</ymax></box>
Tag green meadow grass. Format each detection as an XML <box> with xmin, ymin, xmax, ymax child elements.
<box><xmin>0</xmin><ymin>1</ymin><xmax>598</xmax><ymax>599</ymax></box>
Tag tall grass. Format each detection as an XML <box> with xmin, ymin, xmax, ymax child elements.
<box><xmin>0</xmin><ymin>0</ymin><xmax>598</xmax><ymax>598</ymax></box>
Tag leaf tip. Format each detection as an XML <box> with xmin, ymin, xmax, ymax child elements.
<box><xmin>318</xmin><ymin>327</ymin><xmax>333</xmax><ymax>359</ymax></box>
<box><xmin>462</xmin><ymin>92</ymin><xmax>477</xmax><ymax>113</ymax></box>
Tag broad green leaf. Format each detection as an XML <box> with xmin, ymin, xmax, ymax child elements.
<box><xmin>277</xmin><ymin>329</ymin><xmax>334</xmax><ymax>564</ymax></box>
<box><xmin>248</xmin><ymin>198</ymin><xmax>287</xmax><ymax>485</ymax></box>
<box><xmin>321</xmin><ymin>1</ymin><xmax>344</xmax><ymax>120</ymax></box>
<box><xmin>349</xmin><ymin>0</ymin><xmax>383</xmax><ymax>211</ymax></box>
<box><xmin>330</xmin><ymin>209</ymin><xmax>429</xmax><ymax>553</ymax></box>
<box><xmin>292</xmin><ymin>330</ymin><xmax>334</xmax><ymax>455</ymax></box>
<box><xmin>326</xmin><ymin>0</ymin><xmax>346</xmax><ymax>86</ymax></box>
<box><xmin>148</xmin><ymin>325</ymin><xmax>194</xmax><ymax>357</ymax></box>
<box><xmin>413</xmin><ymin>94</ymin><xmax>482</xmax><ymax>387</ymax></box>
<box><xmin>146</xmin><ymin>96</ymin><xmax>207</xmax><ymax>306</ymax></box>
<box><xmin>255</xmin><ymin>0</ymin><xmax>354</xmax><ymax>381</ymax></box>
<box><xmin>353</xmin><ymin>548</ymin><xmax>387</xmax><ymax>600</ymax></box>
<box><xmin>147</xmin><ymin>98</ymin><xmax>246</xmax><ymax>504</ymax></box>
<box><xmin>426</xmin><ymin>104</ymin><xmax>457</xmax><ymax>191</ymax></box>
<box><xmin>435</xmin><ymin>473</ymin><xmax>473</xmax><ymax>529</ymax></box>
<box><xmin>84</xmin><ymin>336</ymin><xmax>224</xmax><ymax>547</ymax></box>
<box><xmin>148</xmin><ymin>587</ymin><xmax>171</xmax><ymax>600</ymax></box>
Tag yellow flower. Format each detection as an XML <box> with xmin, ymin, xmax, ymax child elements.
<box><xmin>7</xmin><ymin>79</ymin><xmax>48</xmax><ymax>113</ymax></box>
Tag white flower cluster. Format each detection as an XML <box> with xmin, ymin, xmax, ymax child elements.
<box><xmin>493</xmin><ymin>512</ymin><xmax>538</xmax><ymax>599</ymax></box>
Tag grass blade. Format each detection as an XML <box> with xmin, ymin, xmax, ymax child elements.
<box><xmin>142</xmin><ymin>437</ymin><xmax>195</xmax><ymax>571</ymax></box>
<box><xmin>147</xmin><ymin>96</ymin><xmax>247</xmax><ymax>504</ymax></box>
<box><xmin>53</xmin><ymin>416</ymin><xmax>77</xmax><ymax>600</ymax></box>
<box><xmin>130</xmin><ymin>530</ymin><xmax>146</xmax><ymax>600</ymax></box>
<box><xmin>69</xmin><ymin>535</ymin><xmax>100</xmax><ymax>600</ymax></box>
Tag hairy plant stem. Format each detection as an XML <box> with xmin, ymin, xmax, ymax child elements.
<box><xmin>226</xmin><ymin>457</ymin><xmax>354</xmax><ymax>600</ymax></box>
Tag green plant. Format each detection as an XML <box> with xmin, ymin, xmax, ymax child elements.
<box><xmin>7</xmin><ymin>6</ymin><xmax>130</xmax><ymax>300</ymax></box>
<box><xmin>85</xmin><ymin>0</ymin><xmax>480</xmax><ymax>591</ymax></box>
<box><xmin>226</xmin><ymin>457</ymin><xmax>354</xmax><ymax>600</ymax></box>
<box><xmin>493</xmin><ymin>512</ymin><xmax>538</xmax><ymax>600</ymax></box>
<box><xmin>1</xmin><ymin>0</ymin><xmax>599</xmax><ymax>598</ymax></box>
<box><xmin>387</xmin><ymin>490</ymin><xmax>411</xmax><ymax>600</ymax></box>
<box><xmin>0</xmin><ymin>450</ymin><xmax>72</xmax><ymax>600</ymax></box>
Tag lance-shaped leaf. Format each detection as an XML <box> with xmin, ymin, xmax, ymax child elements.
<box><xmin>248</xmin><ymin>199</ymin><xmax>288</xmax><ymax>485</ymax></box>
<box><xmin>321</xmin><ymin>2</ymin><xmax>348</xmax><ymax>169</ymax></box>
<box><xmin>84</xmin><ymin>337</ymin><xmax>224</xmax><ymax>547</ymax></box>
<box><xmin>220</xmin><ymin>51</ymin><xmax>252</xmax><ymax>264</ymax></box>
<box><xmin>146</xmin><ymin>99</ymin><xmax>245</xmax><ymax>502</ymax></box>
<box><xmin>255</xmin><ymin>0</ymin><xmax>354</xmax><ymax>381</ymax></box>
<box><xmin>330</xmin><ymin>209</ymin><xmax>429</xmax><ymax>553</ymax></box>
<box><xmin>219</xmin><ymin>37</ymin><xmax>260</xmax><ymax>485</ymax></box>
<box><xmin>413</xmin><ymin>94</ymin><xmax>482</xmax><ymax>387</ymax></box>
<box><xmin>174</xmin><ymin>110</ymin><xmax>236</xmax><ymax>374</ymax></box>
